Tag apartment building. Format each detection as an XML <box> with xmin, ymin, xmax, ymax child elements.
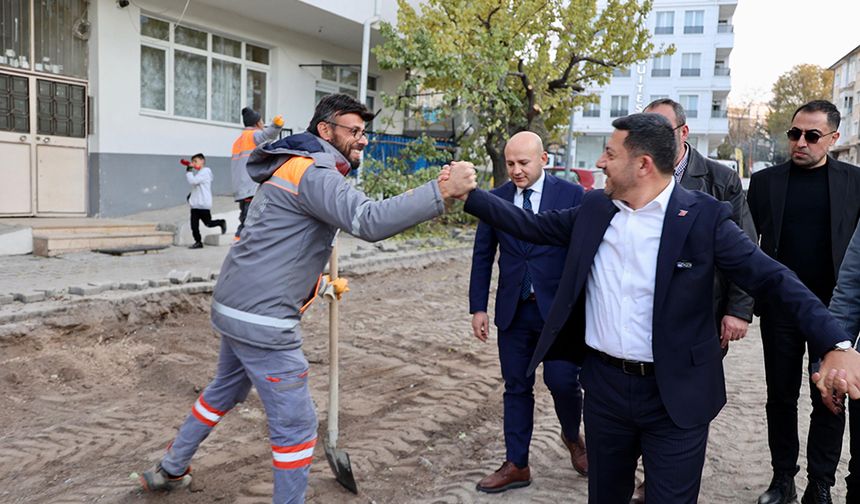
<box><xmin>830</xmin><ymin>44</ymin><xmax>860</xmax><ymax>165</ymax></box>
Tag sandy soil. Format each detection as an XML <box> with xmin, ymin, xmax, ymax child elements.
<box><xmin>0</xmin><ymin>257</ymin><xmax>851</xmax><ymax>503</ymax></box>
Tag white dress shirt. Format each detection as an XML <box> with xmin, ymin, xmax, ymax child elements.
<box><xmin>585</xmin><ymin>178</ymin><xmax>675</xmax><ymax>362</ymax></box>
<box><xmin>513</xmin><ymin>169</ymin><xmax>545</xmax><ymax>213</ymax></box>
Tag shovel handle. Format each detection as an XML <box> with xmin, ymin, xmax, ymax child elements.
<box><xmin>328</xmin><ymin>242</ymin><xmax>340</xmax><ymax>447</ymax></box>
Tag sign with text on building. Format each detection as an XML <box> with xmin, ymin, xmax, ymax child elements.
<box><xmin>634</xmin><ymin>63</ymin><xmax>647</xmax><ymax>112</ymax></box>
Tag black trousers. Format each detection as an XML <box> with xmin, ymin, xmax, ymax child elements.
<box><xmin>580</xmin><ymin>352</ymin><xmax>709</xmax><ymax>504</ymax></box>
<box><xmin>236</xmin><ymin>197</ymin><xmax>252</xmax><ymax>239</ymax></box>
<box><xmin>760</xmin><ymin>312</ymin><xmax>845</xmax><ymax>485</ymax></box>
<box><xmin>190</xmin><ymin>208</ymin><xmax>225</xmax><ymax>244</ymax></box>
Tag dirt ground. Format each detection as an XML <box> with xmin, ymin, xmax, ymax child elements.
<box><xmin>0</xmin><ymin>257</ymin><xmax>851</xmax><ymax>503</ymax></box>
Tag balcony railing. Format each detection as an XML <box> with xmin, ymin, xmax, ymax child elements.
<box><xmin>583</xmin><ymin>109</ymin><xmax>600</xmax><ymax>118</ymax></box>
<box><xmin>711</xmin><ymin>110</ymin><xmax>728</xmax><ymax>118</ymax></box>
<box><xmin>714</xmin><ymin>67</ymin><xmax>731</xmax><ymax>76</ymax></box>
<box><xmin>684</xmin><ymin>25</ymin><xmax>704</xmax><ymax>34</ymax></box>
<box><xmin>654</xmin><ymin>26</ymin><xmax>673</xmax><ymax>34</ymax></box>
<box><xmin>651</xmin><ymin>68</ymin><xmax>670</xmax><ymax>77</ymax></box>
<box><xmin>686</xmin><ymin>110</ymin><xmax>698</xmax><ymax>118</ymax></box>
<box><xmin>681</xmin><ymin>68</ymin><xmax>701</xmax><ymax>77</ymax></box>
<box><xmin>610</xmin><ymin>109</ymin><xmax>629</xmax><ymax>118</ymax></box>
<box><xmin>717</xmin><ymin>24</ymin><xmax>734</xmax><ymax>33</ymax></box>
<box><xmin>613</xmin><ymin>69</ymin><xmax>631</xmax><ymax>77</ymax></box>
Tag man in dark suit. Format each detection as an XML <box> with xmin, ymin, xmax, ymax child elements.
<box><xmin>470</xmin><ymin>132</ymin><xmax>586</xmax><ymax>493</ymax></box>
<box><xmin>625</xmin><ymin>98</ymin><xmax>758</xmax><ymax>504</ymax></box>
<box><xmin>441</xmin><ymin>113</ymin><xmax>860</xmax><ymax>504</ymax></box>
<box><xmin>747</xmin><ymin>99</ymin><xmax>860</xmax><ymax>504</ymax></box>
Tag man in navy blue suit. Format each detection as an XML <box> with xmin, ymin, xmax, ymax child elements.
<box><xmin>470</xmin><ymin>132</ymin><xmax>586</xmax><ymax>494</ymax></box>
<box><xmin>440</xmin><ymin>113</ymin><xmax>860</xmax><ymax>504</ymax></box>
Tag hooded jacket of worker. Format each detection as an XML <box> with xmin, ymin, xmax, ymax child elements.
<box><xmin>211</xmin><ymin>132</ymin><xmax>445</xmax><ymax>349</ymax></box>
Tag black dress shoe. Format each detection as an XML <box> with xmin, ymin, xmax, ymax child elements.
<box><xmin>758</xmin><ymin>472</ymin><xmax>797</xmax><ymax>504</ymax></box>
<box><xmin>801</xmin><ymin>480</ymin><xmax>832</xmax><ymax>504</ymax></box>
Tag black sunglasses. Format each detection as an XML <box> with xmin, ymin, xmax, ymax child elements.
<box><xmin>786</xmin><ymin>127</ymin><xmax>836</xmax><ymax>144</ymax></box>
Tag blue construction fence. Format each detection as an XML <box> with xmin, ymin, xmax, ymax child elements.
<box><xmin>364</xmin><ymin>133</ymin><xmax>455</xmax><ymax>173</ymax></box>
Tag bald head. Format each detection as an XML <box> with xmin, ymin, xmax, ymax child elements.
<box><xmin>504</xmin><ymin>131</ymin><xmax>548</xmax><ymax>189</ymax></box>
<box><xmin>506</xmin><ymin>131</ymin><xmax>544</xmax><ymax>157</ymax></box>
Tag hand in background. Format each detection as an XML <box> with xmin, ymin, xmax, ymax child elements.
<box><xmin>471</xmin><ymin>311</ymin><xmax>490</xmax><ymax>343</ymax></box>
<box><xmin>719</xmin><ymin>315</ymin><xmax>749</xmax><ymax>348</ymax></box>
<box><xmin>813</xmin><ymin>348</ymin><xmax>860</xmax><ymax>414</ymax></box>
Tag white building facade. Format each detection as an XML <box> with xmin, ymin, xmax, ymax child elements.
<box><xmin>0</xmin><ymin>0</ymin><xmax>409</xmax><ymax>217</ymax></box>
<box><xmin>830</xmin><ymin>44</ymin><xmax>860</xmax><ymax>165</ymax></box>
<box><xmin>571</xmin><ymin>0</ymin><xmax>735</xmax><ymax>170</ymax></box>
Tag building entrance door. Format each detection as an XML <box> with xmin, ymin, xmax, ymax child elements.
<box><xmin>0</xmin><ymin>71</ymin><xmax>87</xmax><ymax>216</ymax></box>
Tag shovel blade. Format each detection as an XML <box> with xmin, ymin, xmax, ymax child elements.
<box><xmin>324</xmin><ymin>439</ymin><xmax>358</xmax><ymax>494</ymax></box>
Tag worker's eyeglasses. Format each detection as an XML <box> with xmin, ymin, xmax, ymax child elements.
<box><xmin>673</xmin><ymin>123</ymin><xmax>686</xmax><ymax>131</ymax></box>
<box><xmin>326</xmin><ymin>121</ymin><xmax>367</xmax><ymax>140</ymax></box>
<box><xmin>786</xmin><ymin>127</ymin><xmax>836</xmax><ymax>144</ymax></box>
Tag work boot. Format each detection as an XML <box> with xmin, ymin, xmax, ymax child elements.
<box><xmin>758</xmin><ymin>471</ymin><xmax>797</xmax><ymax>504</ymax></box>
<box><xmin>189</xmin><ymin>241</ymin><xmax>203</xmax><ymax>249</ymax></box>
<box><xmin>800</xmin><ymin>479</ymin><xmax>832</xmax><ymax>504</ymax></box>
<box><xmin>139</xmin><ymin>463</ymin><xmax>191</xmax><ymax>492</ymax></box>
<box><xmin>476</xmin><ymin>461</ymin><xmax>531</xmax><ymax>493</ymax></box>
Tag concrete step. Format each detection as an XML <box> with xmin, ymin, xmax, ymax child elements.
<box><xmin>33</xmin><ymin>231</ymin><xmax>174</xmax><ymax>257</ymax></box>
<box><xmin>30</xmin><ymin>223</ymin><xmax>160</xmax><ymax>237</ymax></box>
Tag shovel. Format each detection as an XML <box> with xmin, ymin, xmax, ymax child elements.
<box><xmin>324</xmin><ymin>241</ymin><xmax>359</xmax><ymax>494</ymax></box>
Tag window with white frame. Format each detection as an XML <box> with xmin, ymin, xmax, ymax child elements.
<box><xmin>681</xmin><ymin>53</ymin><xmax>701</xmax><ymax>77</ymax></box>
<box><xmin>652</xmin><ymin>54</ymin><xmax>671</xmax><ymax>77</ymax></box>
<box><xmin>655</xmin><ymin>11</ymin><xmax>674</xmax><ymax>35</ymax></box>
<box><xmin>679</xmin><ymin>95</ymin><xmax>698</xmax><ymax>118</ymax></box>
<box><xmin>612</xmin><ymin>65</ymin><xmax>631</xmax><ymax>78</ymax></box>
<box><xmin>610</xmin><ymin>95</ymin><xmax>629</xmax><ymax>117</ymax></box>
<box><xmin>583</xmin><ymin>99</ymin><xmax>600</xmax><ymax>118</ymax></box>
<box><xmin>139</xmin><ymin>15</ymin><xmax>270</xmax><ymax>124</ymax></box>
<box><xmin>315</xmin><ymin>61</ymin><xmax>378</xmax><ymax>112</ymax></box>
<box><xmin>684</xmin><ymin>10</ymin><xmax>704</xmax><ymax>34</ymax></box>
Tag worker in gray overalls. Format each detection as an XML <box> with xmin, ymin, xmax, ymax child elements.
<box><xmin>139</xmin><ymin>93</ymin><xmax>470</xmax><ymax>503</ymax></box>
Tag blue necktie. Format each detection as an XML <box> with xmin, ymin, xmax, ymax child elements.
<box><xmin>520</xmin><ymin>189</ymin><xmax>533</xmax><ymax>301</ymax></box>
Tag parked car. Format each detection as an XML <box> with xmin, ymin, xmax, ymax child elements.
<box><xmin>545</xmin><ymin>167</ymin><xmax>596</xmax><ymax>191</ymax></box>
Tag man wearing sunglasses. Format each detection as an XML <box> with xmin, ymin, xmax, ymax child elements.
<box><xmin>748</xmin><ymin>100</ymin><xmax>860</xmax><ymax>504</ymax></box>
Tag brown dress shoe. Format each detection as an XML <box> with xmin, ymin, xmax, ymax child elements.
<box><xmin>630</xmin><ymin>479</ymin><xmax>646</xmax><ymax>504</ymax></box>
<box><xmin>561</xmin><ymin>432</ymin><xmax>588</xmax><ymax>476</ymax></box>
<box><xmin>476</xmin><ymin>461</ymin><xmax>531</xmax><ymax>493</ymax></box>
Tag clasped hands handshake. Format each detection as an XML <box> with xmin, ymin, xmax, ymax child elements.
<box><xmin>437</xmin><ymin>161</ymin><xmax>478</xmax><ymax>200</ymax></box>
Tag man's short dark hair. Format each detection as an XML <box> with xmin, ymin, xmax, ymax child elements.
<box><xmin>792</xmin><ymin>100</ymin><xmax>841</xmax><ymax>131</ymax></box>
<box><xmin>191</xmin><ymin>153</ymin><xmax>205</xmax><ymax>162</ymax></box>
<box><xmin>611</xmin><ymin>113</ymin><xmax>677</xmax><ymax>175</ymax></box>
<box><xmin>644</xmin><ymin>98</ymin><xmax>687</xmax><ymax>128</ymax></box>
<box><xmin>307</xmin><ymin>93</ymin><xmax>375</xmax><ymax>137</ymax></box>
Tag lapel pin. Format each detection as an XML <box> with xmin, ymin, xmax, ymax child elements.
<box><xmin>678</xmin><ymin>209</ymin><xmax>688</xmax><ymax>217</ymax></box>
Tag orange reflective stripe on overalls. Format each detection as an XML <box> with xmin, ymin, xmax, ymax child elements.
<box><xmin>231</xmin><ymin>129</ymin><xmax>257</xmax><ymax>160</ymax></box>
<box><xmin>265</xmin><ymin>156</ymin><xmax>313</xmax><ymax>196</ymax></box>
<box><xmin>271</xmin><ymin>438</ymin><xmax>317</xmax><ymax>470</ymax></box>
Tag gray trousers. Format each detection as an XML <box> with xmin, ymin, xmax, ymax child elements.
<box><xmin>161</xmin><ymin>334</ymin><xmax>318</xmax><ymax>504</ymax></box>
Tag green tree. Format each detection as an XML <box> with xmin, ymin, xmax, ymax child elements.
<box><xmin>375</xmin><ymin>0</ymin><xmax>665</xmax><ymax>187</ymax></box>
<box><xmin>766</xmin><ymin>64</ymin><xmax>834</xmax><ymax>164</ymax></box>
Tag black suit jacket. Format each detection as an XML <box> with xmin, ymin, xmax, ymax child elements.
<box><xmin>747</xmin><ymin>156</ymin><xmax>860</xmax><ymax>283</ymax></box>
<box><xmin>464</xmin><ymin>184</ymin><xmax>849</xmax><ymax>428</ymax></box>
<box><xmin>681</xmin><ymin>146</ymin><xmax>756</xmax><ymax>323</ymax></box>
